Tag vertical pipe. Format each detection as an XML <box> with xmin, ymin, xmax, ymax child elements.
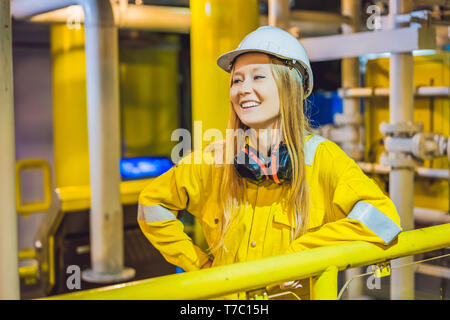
<box><xmin>0</xmin><ymin>0</ymin><xmax>20</xmax><ymax>299</ymax></box>
<box><xmin>80</xmin><ymin>0</ymin><xmax>134</xmax><ymax>283</ymax></box>
<box><xmin>389</xmin><ymin>0</ymin><xmax>415</xmax><ymax>300</ymax></box>
<box><xmin>310</xmin><ymin>266</ymin><xmax>338</xmax><ymax>300</ymax></box>
<box><xmin>339</xmin><ymin>0</ymin><xmax>362</xmax><ymax>160</ymax></box>
<box><xmin>341</xmin><ymin>0</ymin><xmax>363</xmax><ymax>300</ymax></box>
<box><xmin>268</xmin><ymin>0</ymin><xmax>290</xmax><ymax>30</ymax></box>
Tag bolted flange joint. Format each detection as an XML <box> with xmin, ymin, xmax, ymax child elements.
<box><xmin>380</xmin><ymin>121</ymin><xmax>424</xmax><ymax>169</ymax></box>
<box><xmin>411</xmin><ymin>133</ymin><xmax>448</xmax><ymax>160</ymax></box>
<box><xmin>380</xmin><ymin>121</ymin><xmax>423</xmax><ymax>138</ymax></box>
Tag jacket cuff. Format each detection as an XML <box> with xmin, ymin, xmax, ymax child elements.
<box><xmin>193</xmin><ymin>245</ymin><xmax>212</xmax><ymax>269</ymax></box>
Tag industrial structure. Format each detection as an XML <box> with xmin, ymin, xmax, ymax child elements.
<box><xmin>0</xmin><ymin>0</ymin><xmax>449</xmax><ymax>300</ymax></box>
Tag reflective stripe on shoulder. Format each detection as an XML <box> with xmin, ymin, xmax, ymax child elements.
<box><xmin>304</xmin><ymin>135</ymin><xmax>327</xmax><ymax>166</ymax></box>
<box><xmin>138</xmin><ymin>204</ymin><xmax>177</xmax><ymax>223</ymax></box>
<box><xmin>347</xmin><ymin>201</ymin><xmax>401</xmax><ymax>245</ymax></box>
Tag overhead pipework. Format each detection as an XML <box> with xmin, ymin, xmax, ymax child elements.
<box><xmin>15</xmin><ymin>1</ymin><xmax>353</xmax><ymax>37</ymax></box>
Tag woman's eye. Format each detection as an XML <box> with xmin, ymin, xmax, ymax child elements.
<box><xmin>232</xmin><ymin>79</ymin><xmax>241</xmax><ymax>84</ymax></box>
<box><xmin>254</xmin><ymin>75</ymin><xmax>265</xmax><ymax>80</ymax></box>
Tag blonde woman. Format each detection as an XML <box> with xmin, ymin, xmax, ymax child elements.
<box><xmin>137</xmin><ymin>26</ymin><xmax>402</xmax><ymax>299</ymax></box>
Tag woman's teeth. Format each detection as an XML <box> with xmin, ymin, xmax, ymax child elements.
<box><xmin>241</xmin><ymin>102</ymin><xmax>261</xmax><ymax>109</ymax></box>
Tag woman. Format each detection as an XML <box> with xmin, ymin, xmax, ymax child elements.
<box><xmin>137</xmin><ymin>26</ymin><xmax>402</xmax><ymax>299</ymax></box>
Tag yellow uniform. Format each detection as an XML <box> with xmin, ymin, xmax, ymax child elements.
<box><xmin>137</xmin><ymin>135</ymin><xmax>402</xmax><ymax>299</ymax></box>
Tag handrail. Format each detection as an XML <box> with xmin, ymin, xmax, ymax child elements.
<box><xmin>43</xmin><ymin>223</ymin><xmax>450</xmax><ymax>300</ymax></box>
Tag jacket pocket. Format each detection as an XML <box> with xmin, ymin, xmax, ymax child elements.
<box><xmin>272</xmin><ymin>210</ymin><xmax>295</xmax><ymax>228</ymax></box>
<box><xmin>272</xmin><ymin>207</ymin><xmax>325</xmax><ymax>232</ymax></box>
<box><xmin>270</xmin><ymin>208</ymin><xmax>294</xmax><ymax>255</ymax></box>
<box><xmin>306</xmin><ymin>206</ymin><xmax>326</xmax><ymax>232</ymax></box>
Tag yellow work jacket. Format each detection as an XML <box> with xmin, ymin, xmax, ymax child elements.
<box><xmin>138</xmin><ymin>135</ymin><xmax>402</xmax><ymax>299</ymax></box>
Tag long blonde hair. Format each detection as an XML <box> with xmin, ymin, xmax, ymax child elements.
<box><xmin>207</xmin><ymin>55</ymin><xmax>311</xmax><ymax>256</ymax></box>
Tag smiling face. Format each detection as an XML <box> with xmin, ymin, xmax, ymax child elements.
<box><xmin>230</xmin><ymin>53</ymin><xmax>280</xmax><ymax>130</ymax></box>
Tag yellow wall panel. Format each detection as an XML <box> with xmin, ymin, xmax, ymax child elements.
<box><xmin>119</xmin><ymin>38</ymin><xmax>180</xmax><ymax>158</ymax></box>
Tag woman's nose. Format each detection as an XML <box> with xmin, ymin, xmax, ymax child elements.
<box><xmin>239</xmin><ymin>79</ymin><xmax>253</xmax><ymax>94</ymax></box>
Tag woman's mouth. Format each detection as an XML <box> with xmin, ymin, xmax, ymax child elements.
<box><xmin>240</xmin><ymin>101</ymin><xmax>261</xmax><ymax>109</ymax></box>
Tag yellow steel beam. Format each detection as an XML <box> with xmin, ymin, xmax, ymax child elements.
<box><xmin>57</xmin><ymin>178</ymin><xmax>153</xmax><ymax>212</ymax></box>
<box><xmin>18</xmin><ymin>249</ymin><xmax>36</xmax><ymax>260</ymax></box>
<box><xmin>19</xmin><ymin>265</ymin><xmax>38</xmax><ymax>279</ymax></box>
<box><xmin>42</xmin><ymin>223</ymin><xmax>450</xmax><ymax>300</ymax></box>
<box><xmin>15</xmin><ymin>159</ymin><xmax>52</xmax><ymax>216</ymax></box>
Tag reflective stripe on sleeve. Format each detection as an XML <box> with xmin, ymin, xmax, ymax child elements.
<box><xmin>347</xmin><ymin>201</ymin><xmax>401</xmax><ymax>245</ymax></box>
<box><xmin>304</xmin><ymin>135</ymin><xmax>327</xmax><ymax>166</ymax></box>
<box><xmin>138</xmin><ymin>204</ymin><xmax>177</xmax><ymax>223</ymax></box>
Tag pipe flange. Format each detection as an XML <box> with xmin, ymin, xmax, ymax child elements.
<box><xmin>412</xmin><ymin>133</ymin><xmax>442</xmax><ymax>160</ymax></box>
<box><xmin>380</xmin><ymin>152</ymin><xmax>422</xmax><ymax>169</ymax></box>
<box><xmin>380</xmin><ymin>121</ymin><xmax>423</xmax><ymax>137</ymax></box>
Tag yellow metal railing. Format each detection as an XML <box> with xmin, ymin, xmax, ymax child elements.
<box><xmin>43</xmin><ymin>223</ymin><xmax>450</xmax><ymax>300</ymax></box>
<box><xmin>16</xmin><ymin>159</ymin><xmax>52</xmax><ymax>216</ymax></box>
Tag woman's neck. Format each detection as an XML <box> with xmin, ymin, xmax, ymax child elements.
<box><xmin>248</xmin><ymin>120</ymin><xmax>282</xmax><ymax>156</ymax></box>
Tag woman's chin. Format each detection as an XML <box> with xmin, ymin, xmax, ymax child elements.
<box><xmin>239</xmin><ymin>117</ymin><xmax>278</xmax><ymax>130</ymax></box>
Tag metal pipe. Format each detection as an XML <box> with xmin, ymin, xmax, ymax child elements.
<box><xmin>339</xmin><ymin>86</ymin><xmax>450</xmax><ymax>98</ymax></box>
<box><xmin>0</xmin><ymin>0</ymin><xmax>20</xmax><ymax>300</ymax></box>
<box><xmin>338</xmin><ymin>0</ymin><xmax>363</xmax><ymax>160</ymax></box>
<box><xmin>414</xmin><ymin>207</ymin><xmax>450</xmax><ymax>224</ymax></box>
<box><xmin>11</xmin><ymin>0</ymin><xmax>75</xmax><ymax>18</ymax></box>
<box><xmin>341</xmin><ymin>0</ymin><xmax>364</xmax><ymax>300</ymax></box>
<box><xmin>357</xmin><ymin>161</ymin><xmax>450</xmax><ymax>179</ymax></box>
<box><xmin>416</xmin><ymin>167</ymin><xmax>449</xmax><ymax>179</ymax></box>
<box><xmin>80</xmin><ymin>0</ymin><xmax>134</xmax><ymax>283</ymax></box>
<box><xmin>43</xmin><ymin>223</ymin><xmax>450</xmax><ymax>300</ymax></box>
<box><xmin>389</xmin><ymin>0</ymin><xmax>416</xmax><ymax>300</ymax></box>
<box><xmin>268</xmin><ymin>0</ymin><xmax>290</xmax><ymax>30</ymax></box>
<box><xmin>390</xmin><ymin>170</ymin><xmax>415</xmax><ymax>299</ymax></box>
<box><xmin>12</xmin><ymin>0</ymin><xmax>134</xmax><ymax>283</ymax></box>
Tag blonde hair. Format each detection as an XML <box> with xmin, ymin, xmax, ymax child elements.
<box><xmin>206</xmin><ymin>55</ymin><xmax>311</xmax><ymax>257</ymax></box>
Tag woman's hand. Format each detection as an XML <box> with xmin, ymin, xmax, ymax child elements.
<box><xmin>201</xmin><ymin>259</ymin><xmax>213</xmax><ymax>269</ymax></box>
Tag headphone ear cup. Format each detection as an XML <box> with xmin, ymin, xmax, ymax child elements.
<box><xmin>234</xmin><ymin>145</ymin><xmax>268</xmax><ymax>184</ymax></box>
<box><xmin>277</xmin><ymin>144</ymin><xmax>292</xmax><ymax>181</ymax></box>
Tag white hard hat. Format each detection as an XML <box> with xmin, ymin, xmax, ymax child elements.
<box><xmin>217</xmin><ymin>25</ymin><xmax>314</xmax><ymax>98</ymax></box>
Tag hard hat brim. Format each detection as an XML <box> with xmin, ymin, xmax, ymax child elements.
<box><xmin>217</xmin><ymin>48</ymin><xmax>313</xmax><ymax>98</ymax></box>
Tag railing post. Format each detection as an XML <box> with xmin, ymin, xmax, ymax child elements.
<box><xmin>310</xmin><ymin>266</ymin><xmax>338</xmax><ymax>300</ymax></box>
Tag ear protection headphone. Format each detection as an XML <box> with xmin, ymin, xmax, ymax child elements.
<box><xmin>233</xmin><ymin>141</ymin><xmax>292</xmax><ymax>185</ymax></box>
